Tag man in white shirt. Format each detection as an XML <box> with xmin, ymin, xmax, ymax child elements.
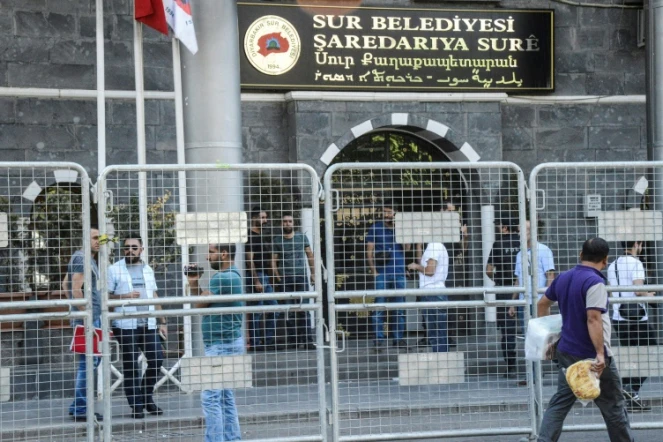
<box><xmin>408</xmin><ymin>243</ymin><xmax>449</xmax><ymax>352</ymax></box>
<box><xmin>108</xmin><ymin>235</ymin><xmax>167</xmax><ymax>418</ymax></box>
<box><xmin>607</xmin><ymin>240</ymin><xmax>657</xmax><ymax>412</ymax></box>
<box><xmin>511</xmin><ymin>220</ymin><xmax>555</xmax><ymax>332</ymax></box>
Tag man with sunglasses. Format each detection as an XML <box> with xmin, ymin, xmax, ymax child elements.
<box><xmin>107</xmin><ymin>235</ymin><xmax>166</xmax><ymax>418</ymax></box>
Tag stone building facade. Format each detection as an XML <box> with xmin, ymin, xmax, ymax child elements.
<box><xmin>0</xmin><ymin>0</ymin><xmax>646</xmax><ymax>177</ymax></box>
<box><xmin>0</xmin><ymin>0</ymin><xmax>652</xmax><ymax>395</ymax></box>
<box><xmin>0</xmin><ymin>0</ymin><xmax>649</xmax><ymax>304</ymax></box>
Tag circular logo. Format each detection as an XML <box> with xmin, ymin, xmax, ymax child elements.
<box><xmin>244</xmin><ymin>15</ymin><xmax>301</xmax><ymax>76</ymax></box>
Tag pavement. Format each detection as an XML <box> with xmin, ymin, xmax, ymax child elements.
<box><xmin>2</xmin><ymin>375</ymin><xmax>662</xmax><ymax>441</ymax></box>
<box><xmin>2</xmin><ymin>336</ymin><xmax>663</xmax><ymax>441</ymax></box>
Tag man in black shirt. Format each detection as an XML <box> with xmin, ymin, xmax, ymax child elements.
<box><xmin>246</xmin><ymin>207</ymin><xmax>278</xmax><ymax>351</ymax></box>
<box><xmin>486</xmin><ymin>219</ymin><xmax>520</xmax><ymax>377</ymax></box>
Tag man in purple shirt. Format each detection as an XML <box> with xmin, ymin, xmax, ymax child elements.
<box><xmin>537</xmin><ymin>238</ymin><xmax>633</xmax><ymax>442</ymax></box>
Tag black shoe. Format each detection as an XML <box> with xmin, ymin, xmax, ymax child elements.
<box><xmin>70</xmin><ymin>412</ymin><xmax>103</xmax><ymax>422</ymax></box>
<box><xmin>146</xmin><ymin>403</ymin><xmax>163</xmax><ymax>416</ymax></box>
<box><xmin>373</xmin><ymin>340</ymin><xmax>386</xmax><ymax>353</ymax></box>
<box><xmin>394</xmin><ymin>339</ymin><xmax>408</xmax><ymax>349</ymax></box>
<box><xmin>503</xmin><ymin>366</ymin><xmax>518</xmax><ymax>379</ymax></box>
<box><xmin>132</xmin><ymin>408</ymin><xmax>145</xmax><ymax>419</ymax></box>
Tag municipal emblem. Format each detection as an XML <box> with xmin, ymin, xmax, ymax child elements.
<box><xmin>244</xmin><ymin>15</ymin><xmax>301</xmax><ymax>76</ymax></box>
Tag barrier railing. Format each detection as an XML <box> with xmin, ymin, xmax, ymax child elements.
<box><xmin>323</xmin><ymin>162</ymin><xmax>533</xmax><ymax>441</ymax></box>
<box><xmin>97</xmin><ymin>163</ymin><xmax>327</xmax><ymax>442</ymax></box>
<box><xmin>0</xmin><ymin>162</ymin><xmax>95</xmax><ymax>441</ymax></box>
<box><xmin>2</xmin><ymin>160</ymin><xmax>662</xmax><ymax>441</ymax></box>
<box><xmin>530</xmin><ymin>162</ymin><xmax>663</xmax><ymax>434</ymax></box>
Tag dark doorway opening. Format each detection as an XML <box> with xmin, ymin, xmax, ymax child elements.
<box><xmin>323</xmin><ymin>129</ymin><xmax>469</xmax><ymax>340</ymax></box>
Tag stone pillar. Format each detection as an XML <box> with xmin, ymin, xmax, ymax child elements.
<box><xmin>182</xmin><ymin>1</ymin><xmax>243</xmax><ymax>355</ymax></box>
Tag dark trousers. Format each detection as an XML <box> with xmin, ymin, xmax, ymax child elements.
<box><xmin>280</xmin><ymin>275</ymin><xmax>312</xmax><ymax>344</ymax></box>
<box><xmin>113</xmin><ymin>326</ymin><xmax>164</xmax><ymax>410</ymax></box>
<box><xmin>496</xmin><ymin>306</ymin><xmax>518</xmax><ymax>369</ymax></box>
<box><xmin>613</xmin><ymin>319</ymin><xmax>658</xmax><ymax>393</ymax></box>
<box><xmin>248</xmin><ymin>272</ymin><xmax>278</xmax><ymax>347</ymax></box>
<box><xmin>538</xmin><ymin>350</ymin><xmax>633</xmax><ymax>442</ymax></box>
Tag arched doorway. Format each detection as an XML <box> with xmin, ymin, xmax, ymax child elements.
<box><xmin>30</xmin><ymin>184</ymin><xmax>98</xmax><ymax>292</ymax></box>
<box><xmin>325</xmin><ymin>129</ymin><xmax>470</xmax><ymax>339</ymax></box>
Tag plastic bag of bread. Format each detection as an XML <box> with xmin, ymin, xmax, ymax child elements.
<box><xmin>525</xmin><ymin>314</ymin><xmax>562</xmax><ymax>361</ymax></box>
<box><xmin>565</xmin><ymin>360</ymin><xmax>600</xmax><ymax>402</ymax></box>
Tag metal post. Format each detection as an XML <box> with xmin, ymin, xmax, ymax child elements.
<box><xmin>172</xmin><ymin>39</ymin><xmax>193</xmax><ymax>358</ymax></box>
<box><xmin>98</xmin><ymin>176</ymin><xmax>113</xmax><ymax>442</ymax></box>
<box><xmin>95</xmin><ymin>0</ymin><xmax>106</xmax><ymax>175</ymax></box>
<box><xmin>181</xmin><ymin>0</ymin><xmax>244</xmax><ymax>356</ymax></box>
<box><xmin>647</xmin><ymin>0</ymin><xmax>663</xmax><ymax>341</ymax></box>
<box><xmin>134</xmin><ymin>20</ymin><xmax>150</xmax><ymax>262</ymax></box>
<box><xmin>481</xmin><ymin>205</ymin><xmax>496</xmax><ymax>323</ymax></box>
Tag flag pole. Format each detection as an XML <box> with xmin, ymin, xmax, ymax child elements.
<box><xmin>133</xmin><ymin>19</ymin><xmax>150</xmax><ymax>263</ymax></box>
<box><xmin>172</xmin><ymin>37</ymin><xmax>193</xmax><ymax>359</ymax></box>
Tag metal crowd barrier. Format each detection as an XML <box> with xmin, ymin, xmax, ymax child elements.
<box><xmin>0</xmin><ymin>162</ymin><xmax>95</xmax><ymax>442</ymax></box>
<box><xmin>530</xmin><ymin>162</ymin><xmax>663</xmax><ymax>434</ymax></box>
<box><xmin>3</xmin><ymin>160</ymin><xmax>663</xmax><ymax>442</ymax></box>
<box><xmin>96</xmin><ymin>163</ymin><xmax>327</xmax><ymax>442</ymax></box>
<box><xmin>323</xmin><ymin>162</ymin><xmax>534</xmax><ymax>441</ymax></box>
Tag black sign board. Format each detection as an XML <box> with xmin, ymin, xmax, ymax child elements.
<box><xmin>238</xmin><ymin>2</ymin><xmax>554</xmax><ymax>92</ymax></box>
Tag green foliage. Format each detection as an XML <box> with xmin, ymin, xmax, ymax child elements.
<box><xmin>31</xmin><ymin>186</ymin><xmax>85</xmax><ymax>290</ymax></box>
<box><xmin>331</xmin><ymin>132</ymin><xmax>437</xmax><ymax>188</ymax></box>
<box><xmin>109</xmin><ymin>191</ymin><xmax>180</xmax><ymax>272</ymax></box>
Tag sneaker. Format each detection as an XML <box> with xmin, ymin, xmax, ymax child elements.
<box><xmin>373</xmin><ymin>340</ymin><xmax>386</xmax><ymax>353</ymax></box>
<box><xmin>624</xmin><ymin>391</ymin><xmax>651</xmax><ymax>412</ymax></box>
<box><xmin>70</xmin><ymin>412</ymin><xmax>103</xmax><ymax>422</ymax></box>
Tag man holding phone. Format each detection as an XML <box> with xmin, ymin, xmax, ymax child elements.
<box><xmin>107</xmin><ymin>235</ymin><xmax>166</xmax><ymax>419</ymax></box>
<box><xmin>186</xmin><ymin>244</ymin><xmax>244</xmax><ymax>442</ymax></box>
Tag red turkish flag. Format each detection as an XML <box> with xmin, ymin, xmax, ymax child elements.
<box><xmin>135</xmin><ymin>0</ymin><xmax>169</xmax><ymax>35</ymax></box>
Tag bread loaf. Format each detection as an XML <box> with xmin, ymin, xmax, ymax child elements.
<box><xmin>566</xmin><ymin>360</ymin><xmax>600</xmax><ymax>400</ymax></box>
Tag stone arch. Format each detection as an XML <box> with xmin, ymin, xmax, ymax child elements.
<box><xmin>18</xmin><ymin>169</ymin><xmax>96</xmax><ymax>291</ymax></box>
<box><xmin>318</xmin><ymin>113</ymin><xmax>481</xmax><ymax>166</ymax></box>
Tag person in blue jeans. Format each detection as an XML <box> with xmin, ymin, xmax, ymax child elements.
<box><xmin>188</xmin><ymin>243</ymin><xmax>244</xmax><ymax>441</ymax></box>
<box><xmin>367</xmin><ymin>202</ymin><xmax>408</xmax><ymax>352</ymax></box>
<box><xmin>68</xmin><ymin>227</ymin><xmax>103</xmax><ymax>422</ymax></box>
<box><xmin>410</xmin><ymin>243</ymin><xmax>450</xmax><ymax>352</ymax></box>
<box><xmin>246</xmin><ymin>208</ymin><xmax>277</xmax><ymax>351</ymax></box>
